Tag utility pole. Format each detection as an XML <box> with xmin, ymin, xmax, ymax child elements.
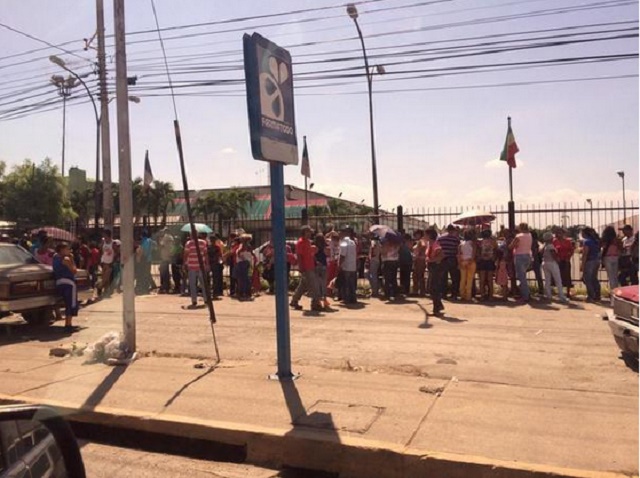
<box><xmin>114</xmin><ymin>0</ymin><xmax>136</xmax><ymax>352</ymax></box>
<box><xmin>97</xmin><ymin>0</ymin><xmax>113</xmax><ymax>231</ymax></box>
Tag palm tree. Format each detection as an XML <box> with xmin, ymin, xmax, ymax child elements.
<box><xmin>152</xmin><ymin>180</ymin><xmax>176</xmax><ymax>228</ymax></box>
<box><xmin>70</xmin><ymin>188</ymin><xmax>93</xmax><ymax>228</ymax></box>
<box><xmin>216</xmin><ymin>188</ymin><xmax>255</xmax><ymax>236</ymax></box>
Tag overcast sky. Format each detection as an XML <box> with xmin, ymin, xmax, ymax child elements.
<box><xmin>0</xmin><ymin>0</ymin><xmax>638</xmax><ymax>211</ymax></box>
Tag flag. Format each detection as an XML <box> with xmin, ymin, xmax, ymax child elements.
<box><xmin>500</xmin><ymin>123</ymin><xmax>519</xmax><ymax>168</ymax></box>
<box><xmin>300</xmin><ymin>136</ymin><xmax>310</xmax><ymax>178</ymax></box>
<box><xmin>143</xmin><ymin>150</ymin><xmax>154</xmax><ymax>188</ymax></box>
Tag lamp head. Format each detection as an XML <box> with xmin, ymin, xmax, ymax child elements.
<box><xmin>128</xmin><ymin>96</ymin><xmax>141</xmax><ymax>103</ymax></box>
<box><xmin>375</xmin><ymin>65</ymin><xmax>386</xmax><ymax>75</ymax></box>
<box><xmin>346</xmin><ymin>3</ymin><xmax>358</xmax><ymax>19</ymax></box>
<box><xmin>49</xmin><ymin>55</ymin><xmax>65</xmax><ymax>67</ymax></box>
<box><xmin>309</xmin><ymin>183</ymin><xmax>314</xmax><ymax>189</ymax></box>
<box><xmin>616</xmin><ymin>170</ymin><xmax>625</xmax><ymax>178</ymax></box>
<box><xmin>586</xmin><ymin>198</ymin><xmax>592</xmax><ymax>204</ymax></box>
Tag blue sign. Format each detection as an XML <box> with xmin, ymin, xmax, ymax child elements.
<box><xmin>243</xmin><ymin>33</ymin><xmax>299</xmax><ymax>165</ymax></box>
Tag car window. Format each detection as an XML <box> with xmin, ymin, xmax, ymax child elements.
<box><xmin>0</xmin><ymin>246</ymin><xmax>37</xmax><ymax>266</ymax></box>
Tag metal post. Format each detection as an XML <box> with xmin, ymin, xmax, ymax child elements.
<box><xmin>353</xmin><ymin>18</ymin><xmax>379</xmax><ymax>224</ymax></box>
<box><xmin>270</xmin><ymin>162</ymin><xmax>292</xmax><ymax>379</ymax></box>
<box><xmin>61</xmin><ymin>93</ymin><xmax>67</xmax><ymax>177</ymax></box>
<box><xmin>114</xmin><ymin>0</ymin><xmax>136</xmax><ymax>352</ymax></box>
<box><xmin>397</xmin><ymin>205</ymin><xmax>404</xmax><ymax>233</ymax></box>
<box><xmin>622</xmin><ymin>175</ymin><xmax>627</xmax><ymax>223</ymax></box>
<box><xmin>97</xmin><ymin>0</ymin><xmax>113</xmax><ymax>231</ymax></box>
<box><xmin>507</xmin><ymin>116</ymin><xmax>515</xmax><ymax>231</ymax></box>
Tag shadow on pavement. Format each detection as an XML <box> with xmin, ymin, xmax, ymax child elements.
<box><xmin>82</xmin><ymin>365</ymin><xmax>128</xmax><ymax>410</ymax></box>
<box><xmin>620</xmin><ymin>353</ymin><xmax>639</xmax><ymax>373</ymax></box>
<box><xmin>279</xmin><ymin>378</ymin><xmax>340</xmax><ymax>477</ymax></box>
<box><xmin>0</xmin><ymin>322</ymin><xmax>87</xmax><ymax>346</ymax></box>
<box><xmin>164</xmin><ymin>366</ymin><xmax>217</xmax><ymax>408</ymax></box>
<box><xmin>335</xmin><ymin>302</ymin><xmax>366</xmax><ymax>310</ymax></box>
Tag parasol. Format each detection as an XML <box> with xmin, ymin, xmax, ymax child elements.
<box><xmin>452</xmin><ymin>210</ymin><xmax>496</xmax><ymax>227</ymax></box>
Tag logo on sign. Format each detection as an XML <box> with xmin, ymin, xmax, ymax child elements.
<box><xmin>260</xmin><ymin>57</ymin><xmax>289</xmax><ymax>121</ymax></box>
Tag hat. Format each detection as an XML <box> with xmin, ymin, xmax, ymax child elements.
<box><xmin>619</xmin><ymin>225</ymin><xmax>633</xmax><ymax>231</ymax></box>
<box><xmin>542</xmin><ymin>232</ymin><xmax>554</xmax><ymax>242</ymax></box>
<box><xmin>239</xmin><ymin>233</ymin><xmax>252</xmax><ymax>240</ymax></box>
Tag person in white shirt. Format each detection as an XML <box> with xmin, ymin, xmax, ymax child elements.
<box><xmin>339</xmin><ymin>226</ymin><xmax>358</xmax><ymax>304</ymax></box>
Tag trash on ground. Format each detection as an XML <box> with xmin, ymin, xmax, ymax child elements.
<box><xmin>84</xmin><ymin>331</ymin><xmax>129</xmax><ymax>364</ymax></box>
<box><xmin>419</xmin><ymin>385</ymin><xmax>445</xmax><ymax>396</ymax></box>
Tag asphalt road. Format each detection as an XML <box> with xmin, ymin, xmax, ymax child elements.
<box><xmin>79</xmin><ymin>441</ymin><xmax>280</xmax><ymax>478</ymax></box>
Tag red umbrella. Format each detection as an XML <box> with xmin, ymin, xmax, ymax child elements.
<box><xmin>31</xmin><ymin>227</ymin><xmax>75</xmax><ymax>242</ymax></box>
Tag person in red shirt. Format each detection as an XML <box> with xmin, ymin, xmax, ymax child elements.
<box><xmin>290</xmin><ymin>225</ymin><xmax>321</xmax><ymax>311</ymax></box>
<box><xmin>552</xmin><ymin>228</ymin><xmax>574</xmax><ymax>299</ymax></box>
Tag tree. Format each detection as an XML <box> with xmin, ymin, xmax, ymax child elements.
<box><xmin>69</xmin><ymin>188</ymin><xmax>93</xmax><ymax>228</ymax></box>
<box><xmin>150</xmin><ymin>180</ymin><xmax>176</xmax><ymax>228</ymax></box>
<box><xmin>2</xmin><ymin>158</ymin><xmax>72</xmax><ymax>227</ymax></box>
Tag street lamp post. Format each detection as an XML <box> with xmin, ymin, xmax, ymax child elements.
<box><xmin>50</xmin><ymin>56</ymin><xmax>140</xmax><ymax>233</ymax></box>
<box><xmin>50</xmin><ymin>75</ymin><xmax>78</xmax><ymax>177</ymax></box>
<box><xmin>616</xmin><ymin>170</ymin><xmax>626</xmax><ymax>224</ymax></box>
<box><xmin>347</xmin><ymin>3</ymin><xmax>385</xmax><ymax>223</ymax></box>
<box><xmin>586</xmin><ymin>198</ymin><xmax>593</xmax><ymax>226</ymax></box>
<box><xmin>50</xmin><ymin>56</ymin><xmax>101</xmax><ymax>232</ymax></box>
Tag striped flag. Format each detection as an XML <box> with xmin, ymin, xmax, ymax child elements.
<box><xmin>143</xmin><ymin>150</ymin><xmax>154</xmax><ymax>188</ymax></box>
<box><xmin>500</xmin><ymin>124</ymin><xmax>519</xmax><ymax>169</ymax></box>
<box><xmin>300</xmin><ymin>136</ymin><xmax>310</xmax><ymax>178</ymax></box>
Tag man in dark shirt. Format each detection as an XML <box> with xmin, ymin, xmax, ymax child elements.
<box><xmin>437</xmin><ymin>225</ymin><xmax>461</xmax><ymax>300</ymax></box>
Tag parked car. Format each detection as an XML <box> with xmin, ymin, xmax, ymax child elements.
<box><xmin>605</xmin><ymin>285</ymin><xmax>639</xmax><ymax>359</ymax></box>
<box><xmin>0</xmin><ymin>404</ymin><xmax>86</xmax><ymax>478</ymax></box>
<box><xmin>0</xmin><ymin>243</ymin><xmax>92</xmax><ymax>326</ymax></box>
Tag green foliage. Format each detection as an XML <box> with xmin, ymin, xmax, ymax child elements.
<box><xmin>131</xmin><ymin>178</ymin><xmax>176</xmax><ymax>227</ymax></box>
<box><xmin>2</xmin><ymin>158</ymin><xmax>71</xmax><ymax>226</ymax></box>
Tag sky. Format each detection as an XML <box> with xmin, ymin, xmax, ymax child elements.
<box><xmin>0</xmin><ymin>0</ymin><xmax>638</xmax><ymax>212</ymax></box>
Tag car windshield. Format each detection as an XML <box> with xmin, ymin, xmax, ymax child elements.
<box><xmin>0</xmin><ymin>245</ymin><xmax>38</xmax><ymax>265</ymax></box>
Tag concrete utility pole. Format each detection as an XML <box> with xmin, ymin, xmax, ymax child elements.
<box><xmin>114</xmin><ymin>0</ymin><xmax>136</xmax><ymax>352</ymax></box>
<box><xmin>97</xmin><ymin>0</ymin><xmax>113</xmax><ymax>231</ymax></box>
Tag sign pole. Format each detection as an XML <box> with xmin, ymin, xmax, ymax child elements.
<box><xmin>270</xmin><ymin>162</ymin><xmax>292</xmax><ymax>379</ymax></box>
<box><xmin>244</xmin><ymin>32</ymin><xmax>298</xmax><ymax>380</ymax></box>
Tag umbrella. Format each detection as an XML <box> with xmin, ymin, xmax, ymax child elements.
<box><xmin>180</xmin><ymin>223</ymin><xmax>213</xmax><ymax>234</ymax></box>
<box><xmin>31</xmin><ymin>227</ymin><xmax>75</xmax><ymax>242</ymax></box>
<box><xmin>452</xmin><ymin>210</ymin><xmax>496</xmax><ymax>227</ymax></box>
<box><xmin>369</xmin><ymin>224</ymin><xmax>401</xmax><ymax>242</ymax></box>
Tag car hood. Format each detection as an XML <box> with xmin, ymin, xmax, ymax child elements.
<box><xmin>613</xmin><ymin>285</ymin><xmax>639</xmax><ymax>303</ymax></box>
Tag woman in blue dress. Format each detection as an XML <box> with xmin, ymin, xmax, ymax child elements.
<box><xmin>53</xmin><ymin>243</ymin><xmax>78</xmax><ymax>330</ymax></box>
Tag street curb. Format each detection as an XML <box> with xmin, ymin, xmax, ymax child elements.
<box><xmin>0</xmin><ymin>394</ymin><xmax>634</xmax><ymax>478</ymax></box>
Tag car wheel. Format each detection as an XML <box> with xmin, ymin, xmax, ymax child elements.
<box><xmin>22</xmin><ymin>308</ymin><xmax>54</xmax><ymax>326</ymax></box>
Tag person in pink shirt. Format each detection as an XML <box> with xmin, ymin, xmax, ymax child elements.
<box><xmin>509</xmin><ymin>223</ymin><xmax>533</xmax><ymax>303</ymax></box>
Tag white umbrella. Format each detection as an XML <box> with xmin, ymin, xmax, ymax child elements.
<box><xmin>452</xmin><ymin>210</ymin><xmax>496</xmax><ymax>227</ymax></box>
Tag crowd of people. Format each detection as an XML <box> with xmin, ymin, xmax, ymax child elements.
<box><xmin>2</xmin><ymin>220</ymin><xmax>638</xmax><ymax>317</ymax></box>
<box><xmin>279</xmin><ymin>222</ymin><xmax>639</xmax><ymax>314</ymax></box>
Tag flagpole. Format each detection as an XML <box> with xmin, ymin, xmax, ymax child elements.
<box><xmin>507</xmin><ymin>116</ymin><xmax>515</xmax><ymax>230</ymax></box>
<box><xmin>302</xmin><ymin>135</ymin><xmax>309</xmax><ymax>225</ymax></box>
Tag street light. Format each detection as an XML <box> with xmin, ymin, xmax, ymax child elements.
<box><xmin>50</xmin><ymin>55</ymin><xmax>101</xmax><ymax>231</ymax></box>
<box><xmin>586</xmin><ymin>198</ymin><xmax>593</xmax><ymax>226</ymax></box>
<box><xmin>51</xmin><ymin>55</ymin><xmax>141</xmax><ymax>232</ymax></box>
<box><xmin>347</xmin><ymin>3</ymin><xmax>385</xmax><ymax>223</ymax></box>
<box><xmin>50</xmin><ymin>74</ymin><xmax>79</xmax><ymax>177</ymax></box>
<box><xmin>616</xmin><ymin>170</ymin><xmax>626</xmax><ymax>224</ymax></box>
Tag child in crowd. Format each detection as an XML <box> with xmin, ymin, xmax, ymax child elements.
<box><xmin>495</xmin><ymin>246</ymin><xmax>509</xmax><ymax>301</ymax></box>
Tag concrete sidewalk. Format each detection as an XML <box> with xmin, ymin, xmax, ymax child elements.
<box><xmin>0</xmin><ymin>294</ymin><xmax>637</xmax><ymax>477</ymax></box>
